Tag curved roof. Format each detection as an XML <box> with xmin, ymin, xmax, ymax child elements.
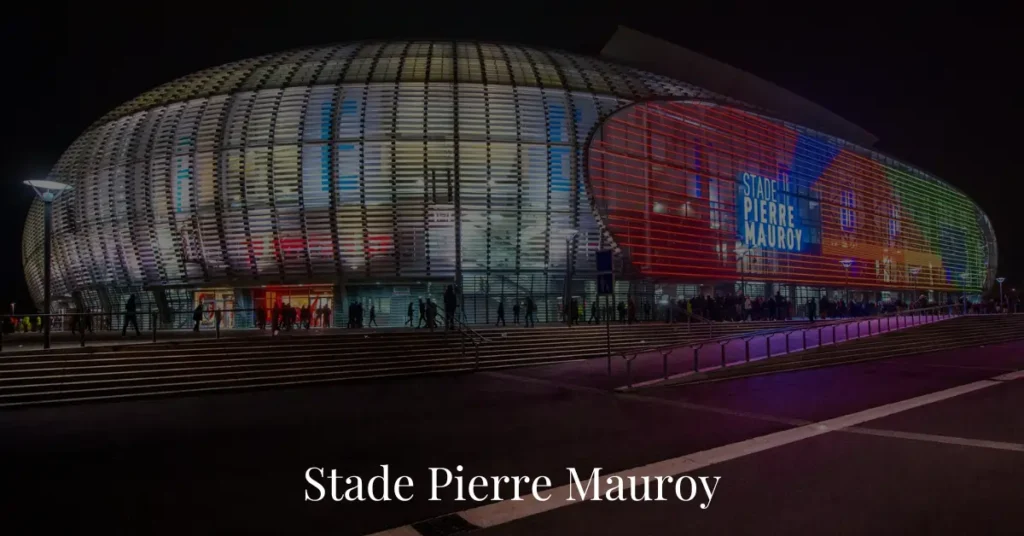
<box><xmin>91</xmin><ymin>40</ymin><xmax>738</xmax><ymax>129</ymax></box>
<box><xmin>600</xmin><ymin>26</ymin><xmax>878</xmax><ymax>147</ymax></box>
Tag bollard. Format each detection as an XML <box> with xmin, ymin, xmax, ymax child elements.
<box><xmin>802</xmin><ymin>329</ymin><xmax>807</xmax><ymax>350</ymax></box>
<box><xmin>877</xmin><ymin>317</ymin><xmax>882</xmax><ymax>333</ymax></box>
<box><xmin>817</xmin><ymin>327</ymin><xmax>823</xmax><ymax>350</ymax></box>
<box><xmin>785</xmin><ymin>332</ymin><xmax>790</xmax><ymax>354</ymax></box>
<box><xmin>693</xmin><ymin>347</ymin><xmax>700</xmax><ymax>372</ymax></box>
<box><xmin>832</xmin><ymin>324</ymin><xmax>836</xmax><ymax>345</ymax></box>
<box><xmin>662</xmin><ymin>350</ymin><xmax>670</xmax><ymax>379</ymax></box>
<box><xmin>745</xmin><ymin>339</ymin><xmax>751</xmax><ymax>362</ymax></box>
<box><xmin>151</xmin><ymin>312</ymin><xmax>157</xmax><ymax>343</ymax></box>
<box><xmin>857</xmin><ymin>322</ymin><xmax>861</xmax><ymax>338</ymax></box>
<box><xmin>845</xmin><ymin>323</ymin><xmax>849</xmax><ymax>341</ymax></box>
<box><xmin>215</xmin><ymin>309</ymin><xmax>221</xmax><ymax>340</ymax></box>
<box><xmin>766</xmin><ymin>336</ymin><xmax>772</xmax><ymax>359</ymax></box>
<box><xmin>720</xmin><ymin>343</ymin><xmax>727</xmax><ymax>368</ymax></box>
<box><xmin>868</xmin><ymin>320</ymin><xmax>872</xmax><ymax>336</ymax></box>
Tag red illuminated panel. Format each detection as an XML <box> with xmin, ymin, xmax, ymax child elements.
<box><xmin>585</xmin><ymin>100</ymin><xmax>974</xmax><ymax>291</ymax></box>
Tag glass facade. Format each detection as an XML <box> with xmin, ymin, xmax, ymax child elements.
<box><xmin>21</xmin><ymin>41</ymin><xmax>997</xmax><ymax>325</ymax></box>
<box><xmin>588</xmin><ymin>101</ymin><xmax>997</xmax><ymax>294</ymax></box>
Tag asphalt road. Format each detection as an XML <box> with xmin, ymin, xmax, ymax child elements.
<box><xmin>1</xmin><ymin>340</ymin><xmax>1021</xmax><ymax>535</ymax></box>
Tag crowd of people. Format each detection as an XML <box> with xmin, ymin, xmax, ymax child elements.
<box><xmin>3</xmin><ymin>289</ymin><xmax>1020</xmax><ymax>337</ymax></box>
<box><xmin>250</xmin><ymin>303</ymin><xmax>333</xmax><ymax>333</ymax></box>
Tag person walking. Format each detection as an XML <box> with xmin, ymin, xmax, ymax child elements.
<box><xmin>406</xmin><ymin>301</ymin><xmax>414</xmax><ymax>327</ymax></box>
<box><xmin>495</xmin><ymin>300</ymin><xmax>506</xmax><ymax>326</ymax></box>
<box><xmin>512</xmin><ymin>301</ymin><xmax>520</xmax><ymax>325</ymax></box>
<box><xmin>807</xmin><ymin>297</ymin><xmax>817</xmax><ymax>322</ymax></box>
<box><xmin>443</xmin><ymin>285</ymin><xmax>457</xmax><ymax>331</ymax></box>
<box><xmin>589</xmin><ymin>301</ymin><xmax>599</xmax><ymax>324</ymax></box>
<box><xmin>119</xmin><ymin>295</ymin><xmax>141</xmax><ymax>336</ymax></box>
<box><xmin>525</xmin><ymin>296</ymin><xmax>536</xmax><ymax>327</ymax></box>
<box><xmin>191</xmin><ymin>302</ymin><xmax>202</xmax><ymax>333</ymax></box>
<box><xmin>426</xmin><ymin>298</ymin><xmax>437</xmax><ymax>331</ymax></box>
<box><xmin>417</xmin><ymin>298</ymin><xmax>427</xmax><ymax>328</ymax></box>
<box><xmin>368</xmin><ymin>303</ymin><xmax>378</xmax><ymax>328</ymax></box>
<box><xmin>256</xmin><ymin>305</ymin><xmax>267</xmax><ymax>330</ymax></box>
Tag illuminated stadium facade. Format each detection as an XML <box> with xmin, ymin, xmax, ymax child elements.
<box><xmin>22</xmin><ymin>33</ymin><xmax>997</xmax><ymax>327</ymax></box>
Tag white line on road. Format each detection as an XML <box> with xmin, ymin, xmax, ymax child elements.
<box><xmin>843</xmin><ymin>427</ymin><xmax>1024</xmax><ymax>452</ymax></box>
<box><xmin>366</xmin><ymin>372</ymin><xmax>1015</xmax><ymax>535</ymax></box>
<box><xmin>992</xmin><ymin>370</ymin><xmax>1024</xmax><ymax>381</ymax></box>
<box><xmin>483</xmin><ymin>371</ymin><xmax>810</xmax><ymax>426</ymax></box>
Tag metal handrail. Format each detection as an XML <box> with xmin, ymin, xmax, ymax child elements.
<box><xmin>0</xmin><ymin>301</ymin><xmax>998</xmax><ymax>356</ymax></box>
<box><xmin>609</xmin><ymin>303</ymin><xmax>963</xmax><ymax>389</ymax></box>
<box><xmin>631</xmin><ymin>303</ymin><xmax>954</xmax><ymax>361</ymax></box>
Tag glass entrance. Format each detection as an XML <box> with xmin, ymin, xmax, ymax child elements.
<box><xmin>252</xmin><ymin>286</ymin><xmax>335</xmax><ymax>327</ymax></box>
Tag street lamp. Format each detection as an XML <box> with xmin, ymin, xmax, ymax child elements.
<box><xmin>839</xmin><ymin>259</ymin><xmax>854</xmax><ymax>304</ymax></box>
<box><xmin>563</xmin><ymin>229</ymin><xmax>579</xmax><ymax>327</ymax></box>
<box><xmin>996</xmin><ymin>276</ymin><xmax>1006</xmax><ymax>307</ymax></box>
<box><xmin>25</xmin><ymin>179</ymin><xmax>73</xmax><ymax>350</ymax></box>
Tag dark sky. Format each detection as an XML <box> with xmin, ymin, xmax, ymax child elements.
<box><xmin>1</xmin><ymin>4</ymin><xmax>1018</xmax><ymax>310</ymax></box>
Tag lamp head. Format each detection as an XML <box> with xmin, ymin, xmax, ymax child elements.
<box><xmin>996</xmin><ymin>277</ymin><xmax>1006</xmax><ymax>284</ymax></box>
<box><xmin>24</xmin><ymin>179</ymin><xmax>72</xmax><ymax>202</ymax></box>
<box><xmin>839</xmin><ymin>259</ymin><xmax>854</xmax><ymax>269</ymax></box>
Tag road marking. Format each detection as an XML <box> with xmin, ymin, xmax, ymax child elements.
<box><xmin>481</xmin><ymin>371</ymin><xmax>607</xmax><ymax>395</ymax></box>
<box><xmin>843</xmin><ymin>427</ymin><xmax>1024</xmax><ymax>452</ymax></box>
<box><xmin>483</xmin><ymin>371</ymin><xmax>809</xmax><ymax>426</ymax></box>
<box><xmin>367</xmin><ymin>525</ymin><xmax>421</xmax><ymax>536</ymax></box>
<box><xmin>366</xmin><ymin>374</ymin><xmax>1012</xmax><ymax>535</ymax></box>
<box><xmin>992</xmin><ymin>370</ymin><xmax>1024</xmax><ymax>381</ymax></box>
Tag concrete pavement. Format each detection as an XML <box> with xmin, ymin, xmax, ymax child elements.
<box><xmin>0</xmin><ymin>339</ymin><xmax>1021</xmax><ymax>535</ymax></box>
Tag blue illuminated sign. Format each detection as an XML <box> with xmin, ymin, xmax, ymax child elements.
<box><xmin>736</xmin><ymin>172</ymin><xmax>815</xmax><ymax>253</ymax></box>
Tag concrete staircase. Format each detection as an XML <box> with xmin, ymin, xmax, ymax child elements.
<box><xmin>0</xmin><ymin>319</ymin><xmax>803</xmax><ymax>407</ymax></box>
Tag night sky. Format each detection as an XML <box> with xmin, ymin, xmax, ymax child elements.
<box><xmin>2</xmin><ymin>4</ymin><xmax>1018</xmax><ymax>311</ymax></box>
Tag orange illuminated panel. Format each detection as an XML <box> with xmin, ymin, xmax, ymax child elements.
<box><xmin>586</xmin><ymin>101</ymin><xmax>987</xmax><ymax>291</ymax></box>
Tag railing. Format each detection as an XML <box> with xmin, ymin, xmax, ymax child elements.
<box><xmin>0</xmin><ymin>307</ymin><xmax>339</xmax><ymax>353</ymax></box>
<box><xmin>617</xmin><ymin>303</ymin><xmax>958</xmax><ymax>389</ymax></box>
<box><xmin>0</xmin><ymin>301</ymin><xmax>1009</xmax><ymax>355</ymax></box>
<box><xmin>454</xmin><ymin>315</ymin><xmax>490</xmax><ymax>370</ymax></box>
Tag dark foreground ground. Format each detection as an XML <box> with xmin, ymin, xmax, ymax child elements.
<box><xmin>2</xmin><ymin>340</ymin><xmax>1022</xmax><ymax>535</ymax></box>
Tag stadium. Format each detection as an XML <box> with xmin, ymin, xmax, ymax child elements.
<box><xmin>21</xmin><ymin>28</ymin><xmax>998</xmax><ymax>328</ymax></box>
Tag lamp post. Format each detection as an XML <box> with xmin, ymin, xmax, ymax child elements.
<box><xmin>24</xmin><ymin>179</ymin><xmax>72</xmax><ymax>350</ymax></box>
<box><xmin>996</xmin><ymin>277</ymin><xmax>1006</xmax><ymax>307</ymax></box>
<box><xmin>839</xmin><ymin>259</ymin><xmax>854</xmax><ymax>304</ymax></box>
<box><xmin>563</xmin><ymin>229</ymin><xmax>579</xmax><ymax>327</ymax></box>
